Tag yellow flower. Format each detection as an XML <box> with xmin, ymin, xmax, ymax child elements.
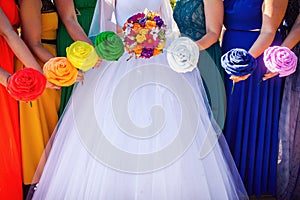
<box><xmin>139</xmin><ymin>28</ymin><xmax>149</xmax><ymax>35</ymax></box>
<box><xmin>157</xmin><ymin>40</ymin><xmax>166</xmax><ymax>50</ymax></box>
<box><xmin>66</xmin><ymin>41</ymin><xmax>98</xmax><ymax>72</ymax></box>
<box><xmin>136</xmin><ymin>34</ymin><xmax>146</xmax><ymax>43</ymax></box>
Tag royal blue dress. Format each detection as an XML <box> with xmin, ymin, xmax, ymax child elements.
<box><xmin>222</xmin><ymin>0</ymin><xmax>283</xmax><ymax>196</ymax></box>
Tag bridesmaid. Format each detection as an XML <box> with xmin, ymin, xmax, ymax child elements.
<box><xmin>55</xmin><ymin>0</ymin><xmax>97</xmax><ymax>116</ymax></box>
<box><xmin>276</xmin><ymin>0</ymin><xmax>300</xmax><ymax>198</ymax></box>
<box><xmin>222</xmin><ymin>0</ymin><xmax>287</xmax><ymax>197</ymax></box>
<box><xmin>18</xmin><ymin>0</ymin><xmax>62</xmax><ymax>194</ymax></box>
<box><xmin>0</xmin><ymin>0</ymin><xmax>42</xmax><ymax>198</ymax></box>
<box><xmin>173</xmin><ymin>0</ymin><xmax>226</xmax><ymax>129</ymax></box>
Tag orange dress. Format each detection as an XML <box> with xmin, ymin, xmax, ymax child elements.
<box><xmin>0</xmin><ymin>0</ymin><xmax>23</xmax><ymax>199</ymax></box>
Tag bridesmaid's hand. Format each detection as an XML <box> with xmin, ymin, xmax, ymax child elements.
<box><xmin>263</xmin><ymin>70</ymin><xmax>278</xmax><ymax>81</ymax></box>
<box><xmin>46</xmin><ymin>81</ymin><xmax>61</xmax><ymax>90</ymax></box>
<box><xmin>92</xmin><ymin>58</ymin><xmax>103</xmax><ymax>69</ymax></box>
<box><xmin>76</xmin><ymin>70</ymin><xmax>85</xmax><ymax>82</ymax></box>
<box><xmin>230</xmin><ymin>74</ymin><xmax>251</xmax><ymax>83</ymax></box>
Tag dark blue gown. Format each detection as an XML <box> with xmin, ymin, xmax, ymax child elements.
<box><xmin>222</xmin><ymin>0</ymin><xmax>283</xmax><ymax>196</ymax></box>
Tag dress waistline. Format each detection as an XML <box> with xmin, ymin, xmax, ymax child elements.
<box><xmin>226</xmin><ymin>28</ymin><xmax>261</xmax><ymax>32</ymax></box>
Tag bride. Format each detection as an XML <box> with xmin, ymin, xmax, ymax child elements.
<box><xmin>30</xmin><ymin>0</ymin><xmax>248</xmax><ymax>199</ymax></box>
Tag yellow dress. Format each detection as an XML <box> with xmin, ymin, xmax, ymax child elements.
<box><xmin>18</xmin><ymin>4</ymin><xmax>61</xmax><ymax>184</ymax></box>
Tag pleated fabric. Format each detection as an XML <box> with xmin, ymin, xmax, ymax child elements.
<box><xmin>222</xmin><ymin>0</ymin><xmax>283</xmax><ymax>196</ymax></box>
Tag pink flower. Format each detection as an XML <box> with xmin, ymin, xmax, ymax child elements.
<box><xmin>264</xmin><ymin>46</ymin><xmax>298</xmax><ymax>77</ymax></box>
<box><xmin>142</xmin><ymin>34</ymin><xmax>159</xmax><ymax>49</ymax></box>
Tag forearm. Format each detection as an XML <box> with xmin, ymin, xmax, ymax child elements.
<box><xmin>3</xmin><ymin>30</ymin><xmax>42</xmax><ymax>73</ymax></box>
<box><xmin>248</xmin><ymin>31</ymin><xmax>276</xmax><ymax>58</ymax></box>
<box><xmin>282</xmin><ymin>15</ymin><xmax>300</xmax><ymax>49</ymax></box>
<box><xmin>0</xmin><ymin>67</ymin><xmax>11</xmax><ymax>87</ymax></box>
<box><xmin>196</xmin><ymin>32</ymin><xmax>220</xmax><ymax>51</ymax></box>
<box><xmin>63</xmin><ymin>18</ymin><xmax>92</xmax><ymax>45</ymax></box>
<box><xmin>29</xmin><ymin>43</ymin><xmax>55</xmax><ymax>63</ymax></box>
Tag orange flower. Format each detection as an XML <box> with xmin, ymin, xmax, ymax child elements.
<box><xmin>145</xmin><ymin>20</ymin><xmax>157</xmax><ymax>28</ymax></box>
<box><xmin>133</xmin><ymin>44</ymin><xmax>143</xmax><ymax>55</ymax></box>
<box><xmin>153</xmin><ymin>48</ymin><xmax>162</xmax><ymax>56</ymax></box>
<box><xmin>133</xmin><ymin>23</ymin><xmax>141</xmax><ymax>31</ymax></box>
<box><xmin>43</xmin><ymin>57</ymin><xmax>78</xmax><ymax>87</ymax></box>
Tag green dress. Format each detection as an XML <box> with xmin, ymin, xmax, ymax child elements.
<box><xmin>173</xmin><ymin>0</ymin><xmax>226</xmax><ymax>129</ymax></box>
<box><xmin>57</xmin><ymin>0</ymin><xmax>97</xmax><ymax>116</ymax></box>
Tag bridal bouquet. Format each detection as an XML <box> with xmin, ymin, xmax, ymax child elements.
<box><xmin>7</xmin><ymin>68</ymin><xmax>46</xmax><ymax>102</ymax></box>
<box><xmin>122</xmin><ymin>9</ymin><xmax>166</xmax><ymax>59</ymax></box>
<box><xmin>43</xmin><ymin>57</ymin><xmax>78</xmax><ymax>87</ymax></box>
<box><xmin>263</xmin><ymin>46</ymin><xmax>298</xmax><ymax>77</ymax></box>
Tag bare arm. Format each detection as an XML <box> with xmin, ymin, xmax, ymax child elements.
<box><xmin>19</xmin><ymin>0</ymin><xmax>55</xmax><ymax>63</ymax></box>
<box><xmin>196</xmin><ymin>0</ymin><xmax>223</xmax><ymax>51</ymax></box>
<box><xmin>0</xmin><ymin>7</ymin><xmax>42</xmax><ymax>85</ymax></box>
<box><xmin>282</xmin><ymin>14</ymin><xmax>300</xmax><ymax>49</ymax></box>
<box><xmin>248</xmin><ymin>0</ymin><xmax>288</xmax><ymax>58</ymax></box>
<box><xmin>54</xmin><ymin>0</ymin><xmax>92</xmax><ymax>44</ymax></box>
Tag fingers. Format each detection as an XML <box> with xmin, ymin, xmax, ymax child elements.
<box><xmin>230</xmin><ymin>74</ymin><xmax>251</xmax><ymax>83</ymax></box>
<box><xmin>263</xmin><ymin>71</ymin><xmax>278</xmax><ymax>81</ymax></box>
<box><xmin>76</xmin><ymin>71</ymin><xmax>85</xmax><ymax>82</ymax></box>
<box><xmin>93</xmin><ymin>58</ymin><xmax>103</xmax><ymax>69</ymax></box>
<box><xmin>46</xmin><ymin>81</ymin><xmax>61</xmax><ymax>90</ymax></box>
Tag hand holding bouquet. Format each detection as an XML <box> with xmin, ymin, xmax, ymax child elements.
<box><xmin>263</xmin><ymin>46</ymin><xmax>298</xmax><ymax>80</ymax></box>
<box><xmin>43</xmin><ymin>57</ymin><xmax>78</xmax><ymax>87</ymax></box>
<box><xmin>7</xmin><ymin>68</ymin><xmax>46</xmax><ymax>102</ymax></box>
<box><xmin>66</xmin><ymin>41</ymin><xmax>99</xmax><ymax>72</ymax></box>
<box><xmin>94</xmin><ymin>31</ymin><xmax>124</xmax><ymax>61</ymax></box>
<box><xmin>166</xmin><ymin>37</ymin><xmax>199</xmax><ymax>73</ymax></box>
<box><xmin>221</xmin><ymin>48</ymin><xmax>257</xmax><ymax>93</ymax></box>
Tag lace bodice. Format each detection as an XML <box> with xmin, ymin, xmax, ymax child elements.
<box><xmin>173</xmin><ymin>0</ymin><xmax>206</xmax><ymax>40</ymax></box>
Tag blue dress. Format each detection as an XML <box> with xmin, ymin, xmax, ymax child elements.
<box><xmin>222</xmin><ymin>0</ymin><xmax>283</xmax><ymax>196</ymax></box>
<box><xmin>173</xmin><ymin>0</ymin><xmax>226</xmax><ymax>129</ymax></box>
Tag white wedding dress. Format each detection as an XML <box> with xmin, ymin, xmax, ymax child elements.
<box><xmin>31</xmin><ymin>0</ymin><xmax>248</xmax><ymax>199</ymax></box>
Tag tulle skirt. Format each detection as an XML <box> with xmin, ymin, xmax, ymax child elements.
<box><xmin>31</xmin><ymin>53</ymin><xmax>248</xmax><ymax>200</ymax></box>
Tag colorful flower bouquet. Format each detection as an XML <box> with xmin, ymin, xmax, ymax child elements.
<box><xmin>122</xmin><ymin>9</ymin><xmax>166</xmax><ymax>59</ymax></box>
<box><xmin>263</xmin><ymin>46</ymin><xmax>298</xmax><ymax>77</ymax></box>
<box><xmin>7</xmin><ymin>68</ymin><xmax>46</xmax><ymax>102</ymax></box>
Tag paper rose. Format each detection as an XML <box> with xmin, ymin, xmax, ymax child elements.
<box><xmin>66</xmin><ymin>41</ymin><xmax>98</xmax><ymax>71</ymax></box>
<box><xmin>166</xmin><ymin>37</ymin><xmax>199</xmax><ymax>73</ymax></box>
<box><xmin>43</xmin><ymin>57</ymin><xmax>78</xmax><ymax>87</ymax></box>
<box><xmin>263</xmin><ymin>46</ymin><xmax>298</xmax><ymax>77</ymax></box>
<box><xmin>221</xmin><ymin>48</ymin><xmax>257</xmax><ymax>77</ymax></box>
<box><xmin>7</xmin><ymin>68</ymin><xmax>46</xmax><ymax>102</ymax></box>
<box><xmin>94</xmin><ymin>31</ymin><xmax>124</xmax><ymax>61</ymax></box>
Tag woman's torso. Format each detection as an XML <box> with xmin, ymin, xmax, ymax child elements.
<box><xmin>41</xmin><ymin>0</ymin><xmax>58</xmax><ymax>43</ymax></box>
<box><xmin>223</xmin><ymin>0</ymin><xmax>263</xmax><ymax>30</ymax></box>
<box><xmin>173</xmin><ymin>0</ymin><xmax>206</xmax><ymax>41</ymax></box>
